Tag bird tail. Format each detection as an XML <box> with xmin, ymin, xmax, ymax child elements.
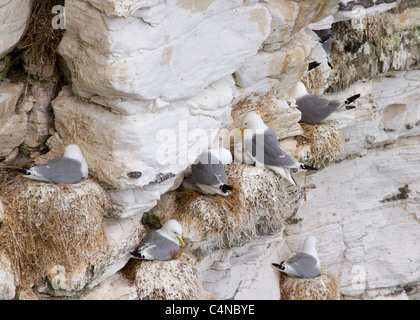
<box><xmin>220</xmin><ymin>184</ymin><xmax>233</xmax><ymax>194</ymax></box>
<box><xmin>345</xmin><ymin>93</ymin><xmax>361</xmax><ymax>105</ymax></box>
<box><xmin>307</xmin><ymin>61</ymin><xmax>321</xmax><ymax>72</ymax></box>
<box><xmin>300</xmin><ymin>164</ymin><xmax>318</xmax><ymax>171</ymax></box>
<box><xmin>272</xmin><ymin>262</ymin><xmax>286</xmax><ymax>271</ymax></box>
<box><xmin>14</xmin><ymin>168</ymin><xmax>30</xmax><ymax>175</ymax></box>
<box><xmin>268</xmin><ymin>166</ymin><xmax>297</xmax><ymax>186</ymax></box>
<box><xmin>130</xmin><ymin>251</ymin><xmax>144</xmax><ymax>259</ymax></box>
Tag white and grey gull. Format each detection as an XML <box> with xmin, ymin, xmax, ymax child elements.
<box><xmin>15</xmin><ymin>144</ymin><xmax>88</xmax><ymax>184</ymax></box>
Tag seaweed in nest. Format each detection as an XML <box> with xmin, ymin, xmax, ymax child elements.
<box><xmin>296</xmin><ymin>121</ymin><xmax>343</xmax><ymax>169</ymax></box>
<box><xmin>0</xmin><ymin>170</ymin><xmax>109</xmax><ymax>292</ymax></box>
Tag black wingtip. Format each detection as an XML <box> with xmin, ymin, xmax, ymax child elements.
<box><xmin>272</xmin><ymin>262</ymin><xmax>286</xmax><ymax>271</ymax></box>
<box><xmin>130</xmin><ymin>251</ymin><xmax>143</xmax><ymax>259</ymax></box>
<box><xmin>345</xmin><ymin>105</ymin><xmax>356</xmax><ymax>110</ymax></box>
<box><xmin>301</xmin><ymin>164</ymin><xmax>318</xmax><ymax>171</ymax></box>
<box><xmin>345</xmin><ymin>93</ymin><xmax>361</xmax><ymax>104</ymax></box>
<box><xmin>327</xmin><ymin>61</ymin><xmax>333</xmax><ymax>69</ymax></box>
<box><xmin>14</xmin><ymin>168</ymin><xmax>30</xmax><ymax>175</ymax></box>
<box><xmin>307</xmin><ymin>61</ymin><xmax>321</xmax><ymax>72</ymax></box>
<box><xmin>220</xmin><ymin>184</ymin><xmax>234</xmax><ymax>193</ymax></box>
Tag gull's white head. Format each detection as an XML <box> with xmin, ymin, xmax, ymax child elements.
<box><xmin>161</xmin><ymin>219</ymin><xmax>184</xmax><ymax>246</ymax></box>
<box><xmin>292</xmin><ymin>81</ymin><xmax>309</xmax><ymax>99</ymax></box>
<box><xmin>64</xmin><ymin>144</ymin><xmax>84</xmax><ymax>160</ymax></box>
<box><xmin>302</xmin><ymin>236</ymin><xmax>319</xmax><ymax>258</ymax></box>
<box><xmin>63</xmin><ymin>144</ymin><xmax>88</xmax><ymax>178</ymax></box>
<box><xmin>240</xmin><ymin>112</ymin><xmax>267</xmax><ymax>131</ymax></box>
<box><xmin>210</xmin><ymin>148</ymin><xmax>233</xmax><ymax>166</ymax></box>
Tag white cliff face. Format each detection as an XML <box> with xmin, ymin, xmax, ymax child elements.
<box><xmin>58</xmin><ymin>0</ymin><xmax>272</xmax><ymax>111</ymax></box>
<box><xmin>0</xmin><ymin>0</ymin><xmax>419</xmax><ymax>300</ymax></box>
<box><xmin>0</xmin><ymin>0</ymin><xmax>32</xmax><ymax>59</ymax></box>
<box><xmin>286</xmin><ymin>70</ymin><xmax>420</xmax><ymax>299</ymax></box>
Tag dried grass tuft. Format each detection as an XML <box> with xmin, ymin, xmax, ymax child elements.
<box><xmin>296</xmin><ymin>121</ymin><xmax>343</xmax><ymax>169</ymax></box>
<box><xmin>280</xmin><ymin>268</ymin><xmax>339</xmax><ymax>300</ymax></box>
<box><xmin>130</xmin><ymin>248</ymin><xmax>204</xmax><ymax>300</ymax></box>
<box><xmin>0</xmin><ymin>170</ymin><xmax>109</xmax><ymax>290</ymax></box>
<box><xmin>20</xmin><ymin>0</ymin><xmax>65</xmax><ymax>79</ymax></box>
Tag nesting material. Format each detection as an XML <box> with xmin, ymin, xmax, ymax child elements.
<box><xmin>280</xmin><ymin>268</ymin><xmax>339</xmax><ymax>300</ymax></box>
<box><xmin>296</xmin><ymin>121</ymin><xmax>343</xmax><ymax>169</ymax></box>
<box><xmin>149</xmin><ymin>164</ymin><xmax>301</xmax><ymax>256</ymax></box>
<box><xmin>0</xmin><ymin>170</ymin><xmax>109</xmax><ymax>289</ymax></box>
<box><xmin>126</xmin><ymin>248</ymin><xmax>204</xmax><ymax>300</ymax></box>
<box><xmin>20</xmin><ymin>0</ymin><xmax>65</xmax><ymax>79</ymax></box>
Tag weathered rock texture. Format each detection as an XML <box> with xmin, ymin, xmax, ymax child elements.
<box><xmin>0</xmin><ymin>0</ymin><xmax>419</xmax><ymax>301</ymax></box>
<box><xmin>0</xmin><ymin>0</ymin><xmax>32</xmax><ymax>59</ymax></box>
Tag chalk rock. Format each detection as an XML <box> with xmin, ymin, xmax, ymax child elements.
<box><xmin>263</xmin><ymin>0</ymin><xmax>340</xmax><ymax>47</ymax></box>
<box><xmin>0</xmin><ymin>82</ymin><xmax>27</xmax><ymax>159</ymax></box>
<box><xmin>80</xmin><ymin>270</ymin><xmax>138</xmax><ymax>300</ymax></box>
<box><xmin>0</xmin><ymin>253</ymin><xmax>15</xmax><ymax>300</ymax></box>
<box><xmin>0</xmin><ymin>0</ymin><xmax>32</xmax><ymax>59</ymax></box>
<box><xmin>334</xmin><ymin>0</ymin><xmax>399</xmax><ymax>22</ymax></box>
<box><xmin>199</xmin><ymin>234</ymin><xmax>287</xmax><ymax>300</ymax></box>
<box><xmin>51</xmin><ymin>85</ymin><xmax>231</xmax><ymax>194</ymax></box>
<box><xmin>22</xmin><ymin>81</ymin><xmax>55</xmax><ymax>152</ymax></box>
<box><xmin>235</xmin><ymin>30</ymin><xmax>315</xmax><ymax>93</ymax></box>
<box><xmin>58</xmin><ymin>0</ymin><xmax>272</xmax><ymax>113</ymax></box>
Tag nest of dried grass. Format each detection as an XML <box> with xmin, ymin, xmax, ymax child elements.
<box><xmin>280</xmin><ymin>268</ymin><xmax>339</xmax><ymax>300</ymax></box>
<box><xmin>125</xmin><ymin>248</ymin><xmax>205</xmax><ymax>300</ymax></box>
<box><xmin>0</xmin><ymin>170</ymin><xmax>110</xmax><ymax>291</ymax></box>
<box><xmin>151</xmin><ymin>164</ymin><xmax>303</xmax><ymax>255</ymax></box>
<box><xmin>296</xmin><ymin>121</ymin><xmax>343</xmax><ymax>169</ymax></box>
<box><xmin>19</xmin><ymin>0</ymin><xmax>65</xmax><ymax>79</ymax></box>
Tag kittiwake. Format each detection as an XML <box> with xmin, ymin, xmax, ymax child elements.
<box><xmin>190</xmin><ymin>148</ymin><xmax>233</xmax><ymax>196</ymax></box>
<box><xmin>272</xmin><ymin>236</ymin><xmax>320</xmax><ymax>278</ymax></box>
<box><xmin>313</xmin><ymin>28</ymin><xmax>333</xmax><ymax>69</ymax></box>
<box><xmin>240</xmin><ymin>112</ymin><xmax>317</xmax><ymax>186</ymax></box>
<box><xmin>16</xmin><ymin>144</ymin><xmax>88</xmax><ymax>184</ymax></box>
<box><xmin>292</xmin><ymin>82</ymin><xmax>361</xmax><ymax>124</ymax></box>
<box><xmin>131</xmin><ymin>219</ymin><xmax>184</xmax><ymax>261</ymax></box>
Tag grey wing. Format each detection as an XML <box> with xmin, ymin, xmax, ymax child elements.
<box><xmin>286</xmin><ymin>253</ymin><xmax>319</xmax><ymax>278</ymax></box>
<box><xmin>136</xmin><ymin>231</ymin><xmax>179</xmax><ymax>261</ymax></box>
<box><xmin>296</xmin><ymin>94</ymin><xmax>341</xmax><ymax>124</ymax></box>
<box><xmin>191</xmin><ymin>162</ymin><xmax>227</xmax><ymax>186</ymax></box>
<box><xmin>31</xmin><ymin>157</ymin><xmax>84</xmax><ymax>184</ymax></box>
<box><xmin>246</xmin><ymin>129</ymin><xmax>299</xmax><ymax>168</ymax></box>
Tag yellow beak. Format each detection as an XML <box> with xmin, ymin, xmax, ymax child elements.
<box><xmin>178</xmin><ymin>237</ymin><xmax>184</xmax><ymax>246</ymax></box>
<box><xmin>239</xmin><ymin>128</ymin><xmax>245</xmax><ymax>133</ymax></box>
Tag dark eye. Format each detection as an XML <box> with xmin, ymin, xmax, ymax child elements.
<box><xmin>245</xmin><ymin>123</ymin><xmax>247</xmax><ymax>125</ymax></box>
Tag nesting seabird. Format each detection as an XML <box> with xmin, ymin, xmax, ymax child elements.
<box><xmin>272</xmin><ymin>236</ymin><xmax>321</xmax><ymax>278</ymax></box>
<box><xmin>190</xmin><ymin>148</ymin><xmax>233</xmax><ymax>196</ymax></box>
<box><xmin>16</xmin><ymin>144</ymin><xmax>88</xmax><ymax>184</ymax></box>
<box><xmin>131</xmin><ymin>219</ymin><xmax>184</xmax><ymax>261</ymax></box>
<box><xmin>313</xmin><ymin>28</ymin><xmax>333</xmax><ymax>69</ymax></box>
<box><xmin>240</xmin><ymin>112</ymin><xmax>317</xmax><ymax>186</ymax></box>
<box><xmin>292</xmin><ymin>82</ymin><xmax>361</xmax><ymax>124</ymax></box>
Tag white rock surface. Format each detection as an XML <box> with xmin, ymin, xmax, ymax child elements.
<box><xmin>0</xmin><ymin>253</ymin><xmax>15</xmax><ymax>300</ymax></box>
<box><xmin>0</xmin><ymin>0</ymin><xmax>32</xmax><ymax>58</ymax></box>
<box><xmin>0</xmin><ymin>82</ymin><xmax>27</xmax><ymax>158</ymax></box>
<box><xmin>51</xmin><ymin>85</ymin><xmax>230</xmax><ymax>191</ymax></box>
<box><xmin>286</xmin><ymin>71</ymin><xmax>420</xmax><ymax>299</ymax></box>
<box><xmin>59</xmin><ymin>0</ymin><xmax>272</xmax><ymax>112</ymax></box>
<box><xmin>199</xmin><ymin>234</ymin><xmax>287</xmax><ymax>300</ymax></box>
